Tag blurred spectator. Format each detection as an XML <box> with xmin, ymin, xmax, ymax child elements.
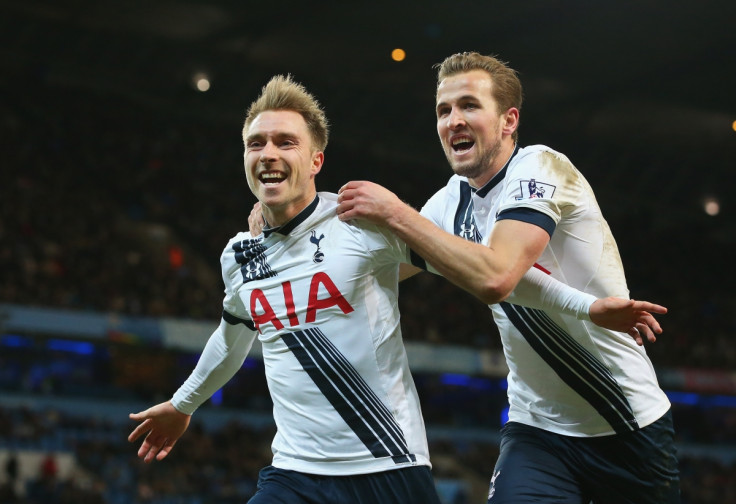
<box><xmin>2</xmin><ymin>77</ymin><xmax>735</xmax><ymax>369</ymax></box>
<box><xmin>0</xmin><ymin>403</ymin><xmax>732</xmax><ymax>504</ymax></box>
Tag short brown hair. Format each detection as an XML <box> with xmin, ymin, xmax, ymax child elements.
<box><xmin>435</xmin><ymin>52</ymin><xmax>523</xmax><ymax>141</ymax></box>
<box><xmin>243</xmin><ymin>74</ymin><xmax>329</xmax><ymax>152</ymax></box>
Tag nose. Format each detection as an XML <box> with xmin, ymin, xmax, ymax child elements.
<box><xmin>260</xmin><ymin>141</ymin><xmax>278</xmax><ymax>163</ymax></box>
<box><xmin>446</xmin><ymin>107</ymin><xmax>465</xmax><ymax>130</ymax></box>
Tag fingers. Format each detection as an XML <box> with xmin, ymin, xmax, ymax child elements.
<box><xmin>631</xmin><ymin>300</ymin><xmax>668</xmax><ymax>315</ymax></box>
<box><xmin>640</xmin><ymin>312</ymin><xmax>662</xmax><ymax>334</ymax></box>
<box><xmin>128</xmin><ymin>409</ymin><xmax>148</xmax><ymax>422</ymax></box>
<box><xmin>628</xmin><ymin>327</ymin><xmax>644</xmax><ymax>346</ymax></box>
<box><xmin>127</xmin><ymin>413</ymin><xmax>151</xmax><ymax>442</ymax></box>
<box><xmin>635</xmin><ymin>322</ymin><xmax>657</xmax><ymax>344</ymax></box>
<box><xmin>156</xmin><ymin>440</ymin><xmax>177</xmax><ymax>461</ymax></box>
<box><xmin>139</xmin><ymin>434</ymin><xmax>166</xmax><ymax>464</ymax></box>
<box><xmin>128</xmin><ymin>410</ymin><xmax>168</xmax><ymax>462</ymax></box>
<box><xmin>336</xmin><ymin>186</ymin><xmax>355</xmax><ymax>204</ymax></box>
<box><xmin>626</xmin><ymin>314</ymin><xmax>660</xmax><ymax>346</ymax></box>
<box><xmin>639</xmin><ymin>322</ymin><xmax>657</xmax><ymax>343</ymax></box>
<box><xmin>338</xmin><ymin>180</ymin><xmax>362</xmax><ymax>194</ymax></box>
<box><xmin>336</xmin><ymin>189</ymin><xmax>357</xmax><ymax>220</ymax></box>
<box><xmin>133</xmin><ymin>429</ymin><xmax>177</xmax><ymax>463</ymax></box>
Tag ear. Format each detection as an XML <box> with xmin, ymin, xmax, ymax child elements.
<box><xmin>311</xmin><ymin>151</ymin><xmax>324</xmax><ymax>177</ymax></box>
<box><xmin>502</xmin><ymin>107</ymin><xmax>519</xmax><ymax>136</ymax></box>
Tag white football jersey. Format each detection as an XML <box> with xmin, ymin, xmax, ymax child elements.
<box><xmin>421</xmin><ymin>144</ymin><xmax>671</xmax><ymax>437</ymax></box>
<box><xmin>217</xmin><ymin>193</ymin><xmax>429</xmax><ymax>475</ymax></box>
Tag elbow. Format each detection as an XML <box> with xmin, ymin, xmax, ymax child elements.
<box><xmin>476</xmin><ymin>276</ymin><xmax>516</xmax><ymax>305</ymax></box>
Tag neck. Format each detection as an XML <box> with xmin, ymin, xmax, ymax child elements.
<box><xmin>263</xmin><ymin>194</ymin><xmax>315</xmax><ymax>228</ymax></box>
<box><xmin>469</xmin><ymin>140</ymin><xmax>516</xmax><ymax>189</ymax></box>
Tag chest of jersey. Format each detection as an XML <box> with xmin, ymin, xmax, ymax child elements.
<box><xmin>229</xmin><ymin>217</ymin><xmax>400</xmax><ymax>344</ymax></box>
<box><xmin>237</xmin><ymin>232</ymin><xmax>358</xmax><ymax>334</ymax></box>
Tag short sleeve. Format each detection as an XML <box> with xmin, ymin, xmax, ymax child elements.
<box><xmin>496</xmin><ymin>148</ymin><xmax>584</xmax><ymax>230</ymax></box>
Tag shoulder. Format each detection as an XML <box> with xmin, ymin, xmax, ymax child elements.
<box><xmin>220</xmin><ymin>231</ymin><xmax>257</xmax><ymax>270</ymax></box>
<box><xmin>218</xmin><ymin>231</ymin><xmax>256</xmax><ymax>292</ymax></box>
<box><xmin>506</xmin><ymin>145</ymin><xmax>581</xmax><ymax>186</ymax></box>
<box><xmin>513</xmin><ymin>144</ymin><xmax>574</xmax><ymax>168</ymax></box>
<box><xmin>317</xmin><ymin>191</ymin><xmax>338</xmax><ymax>206</ymax></box>
<box><xmin>221</xmin><ymin>231</ymin><xmax>252</xmax><ymax>255</ymax></box>
<box><xmin>323</xmin><ymin>192</ymin><xmax>405</xmax><ymax>250</ymax></box>
<box><xmin>315</xmin><ymin>191</ymin><xmax>339</xmax><ymax>215</ymax></box>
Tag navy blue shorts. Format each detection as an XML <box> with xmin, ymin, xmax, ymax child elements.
<box><xmin>247</xmin><ymin>464</ymin><xmax>442</xmax><ymax>504</ymax></box>
<box><xmin>488</xmin><ymin>410</ymin><xmax>680</xmax><ymax>503</ymax></box>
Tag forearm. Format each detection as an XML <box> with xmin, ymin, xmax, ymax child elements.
<box><xmin>171</xmin><ymin>318</ymin><xmax>257</xmax><ymax>414</ymax></box>
<box><xmin>389</xmin><ymin>204</ymin><xmax>515</xmax><ymax>302</ymax></box>
<box><xmin>506</xmin><ymin>267</ymin><xmax>596</xmax><ymax>319</ymax></box>
<box><xmin>337</xmin><ymin>180</ymin><xmax>547</xmax><ymax>303</ymax></box>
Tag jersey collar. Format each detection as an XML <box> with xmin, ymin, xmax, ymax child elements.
<box><xmin>263</xmin><ymin>195</ymin><xmax>320</xmax><ymax>238</ymax></box>
<box><xmin>474</xmin><ymin>143</ymin><xmax>520</xmax><ymax>198</ymax></box>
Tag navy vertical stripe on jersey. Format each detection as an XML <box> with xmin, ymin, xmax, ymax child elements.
<box><xmin>455</xmin><ymin>182</ymin><xmax>483</xmax><ymax>243</ymax></box>
<box><xmin>501</xmin><ymin>302</ymin><xmax>638</xmax><ymax>433</ymax></box>
<box><xmin>281</xmin><ymin>328</ymin><xmax>415</xmax><ymax>464</ymax></box>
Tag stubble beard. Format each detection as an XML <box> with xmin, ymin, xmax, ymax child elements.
<box><xmin>448</xmin><ymin>140</ymin><xmax>501</xmax><ymax>181</ymax></box>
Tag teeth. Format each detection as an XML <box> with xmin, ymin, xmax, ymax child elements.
<box><xmin>452</xmin><ymin>137</ymin><xmax>472</xmax><ymax>146</ymax></box>
<box><xmin>261</xmin><ymin>172</ymin><xmax>283</xmax><ymax>179</ymax></box>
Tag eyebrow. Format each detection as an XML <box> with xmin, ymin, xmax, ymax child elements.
<box><xmin>438</xmin><ymin>93</ymin><xmax>483</xmax><ymax>110</ymax></box>
<box><xmin>245</xmin><ymin>131</ymin><xmax>299</xmax><ymax>143</ymax></box>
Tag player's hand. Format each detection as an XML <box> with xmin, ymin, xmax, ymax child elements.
<box><xmin>589</xmin><ymin>298</ymin><xmax>667</xmax><ymax>345</ymax></box>
<box><xmin>128</xmin><ymin>401</ymin><xmax>191</xmax><ymax>463</ymax></box>
<box><xmin>337</xmin><ymin>180</ymin><xmax>405</xmax><ymax>224</ymax></box>
<box><xmin>248</xmin><ymin>201</ymin><xmax>265</xmax><ymax>236</ymax></box>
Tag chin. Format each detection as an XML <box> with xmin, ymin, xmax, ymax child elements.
<box><xmin>450</xmin><ymin>159</ymin><xmax>472</xmax><ymax>173</ymax></box>
<box><xmin>454</xmin><ymin>164</ymin><xmax>484</xmax><ymax>180</ymax></box>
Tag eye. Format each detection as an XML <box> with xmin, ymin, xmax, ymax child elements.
<box><xmin>246</xmin><ymin>140</ymin><xmax>263</xmax><ymax>149</ymax></box>
<box><xmin>436</xmin><ymin>106</ymin><xmax>450</xmax><ymax>118</ymax></box>
<box><xmin>464</xmin><ymin>102</ymin><xmax>478</xmax><ymax>111</ymax></box>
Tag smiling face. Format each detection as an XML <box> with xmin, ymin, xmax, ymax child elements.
<box><xmin>436</xmin><ymin>69</ymin><xmax>518</xmax><ymax>188</ymax></box>
<box><xmin>243</xmin><ymin>109</ymin><xmax>323</xmax><ymax>226</ymax></box>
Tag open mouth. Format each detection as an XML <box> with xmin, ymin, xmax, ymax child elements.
<box><xmin>451</xmin><ymin>136</ymin><xmax>474</xmax><ymax>153</ymax></box>
<box><xmin>259</xmin><ymin>172</ymin><xmax>286</xmax><ymax>185</ymax></box>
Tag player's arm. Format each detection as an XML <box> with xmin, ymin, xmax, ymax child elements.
<box><xmin>404</xmin><ymin>261</ymin><xmax>664</xmax><ymax>344</ymax></box>
<box><xmin>509</xmin><ymin>267</ymin><xmax>666</xmax><ymax>344</ymax></box>
<box><xmin>339</xmin><ymin>181</ymin><xmax>666</xmax><ymax>344</ymax></box>
<box><xmin>128</xmin><ymin>316</ymin><xmax>257</xmax><ymax>462</ymax></box>
<box><xmin>248</xmin><ymin>198</ymin><xmax>523</xmax><ymax>291</ymax></box>
<box><xmin>338</xmin><ymin>180</ymin><xmax>545</xmax><ymax>304</ymax></box>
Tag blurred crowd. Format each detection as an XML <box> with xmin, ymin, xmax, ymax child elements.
<box><xmin>0</xmin><ymin>402</ymin><xmax>734</xmax><ymax>504</ymax></box>
<box><xmin>1</xmin><ymin>335</ymin><xmax>736</xmax><ymax>502</ymax></box>
<box><xmin>2</xmin><ymin>78</ymin><xmax>735</xmax><ymax>368</ymax></box>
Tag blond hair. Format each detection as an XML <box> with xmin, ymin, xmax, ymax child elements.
<box><xmin>243</xmin><ymin>74</ymin><xmax>329</xmax><ymax>151</ymax></box>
